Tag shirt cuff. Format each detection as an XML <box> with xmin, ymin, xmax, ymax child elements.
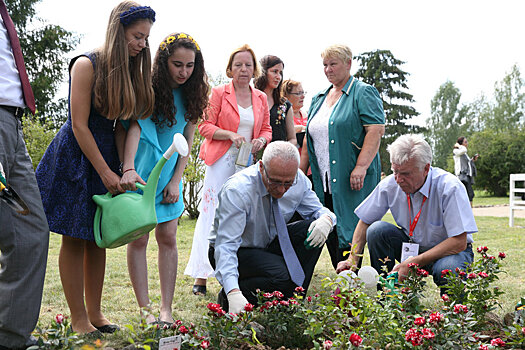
<box><xmin>223</xmin><ymin>276</ymin><xmax>239</xmax><ymax>295</ymax></box>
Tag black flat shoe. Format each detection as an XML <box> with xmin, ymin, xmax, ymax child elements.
<box><xmin>95</xmin><ymin>324</ymin><xmax>119</xmax><ymax>333</ymax></box>
<box><xmin>84</xmin><ymin>330</ymin><xmax>104</xmax><ymax>339</ymax></box>
<box><xmin>192</xmin><ymin>284</ymin><xmax>206</xmax><ymax>296</ymax></box>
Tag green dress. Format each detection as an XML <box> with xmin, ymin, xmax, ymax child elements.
<box><xmin>306</xmin><ymin>76</ymin><xmax>385</xmax><ymax>248</ymax></box>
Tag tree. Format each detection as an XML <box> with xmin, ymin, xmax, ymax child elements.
<box><xmin>7</xmin><ymin>0</ymin><xmax>78</xmax><ymax>127</ymax></box>
<box><xmin>354</xmin><ymin>50</ymin><xmax>420</xmax><ymax>173</ymax></box>
<box><xmin>425</xmin><ymin>81</ymin><xmax>470</xmax><ymax>169</ymax></box>
<box><xmin>482</xmin><ymin>64</ymin><xmax>524</xmax><ymax>131</ymax></box>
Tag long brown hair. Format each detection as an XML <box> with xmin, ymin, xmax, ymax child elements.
<box><xmin>93</xmin><ymin>1</ymin><xmax>155</xmax><ymax>120</ymax></box>
<box><xmin>254</xmin><ymin>55</ymin><xmax>286</xmax><ymax>105</ymax></box>
<box><xmin>151</xmin><ymin>33</ymin><xmax>208</xmax><ymax>127</ymax></box>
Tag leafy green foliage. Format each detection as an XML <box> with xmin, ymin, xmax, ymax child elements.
<box><xmin>354</xmin><ymin>50</ymin><xmax>420</xmax><ymax>173</ymax></box>
<box><xmin>21</xmin><ymin>115</ymin><xmax>57</xmax><ymax>169</ymax></box>
<box><xmin>467</xmin><ymin>129</ymin><xmax>525</xmax><ymax>196</ymax></box>
<box><xmin>6</xmin><ymin>0</ymin><xmax>79</xmax><ymax>126</ymax></box>
<box><xmin>182</xmin><ymin>127</ymin><xmax>204</xmax><ymax>219</ymax></box>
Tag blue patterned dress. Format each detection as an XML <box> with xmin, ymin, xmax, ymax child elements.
<box><xmin>36</xmin><ymin>53</ymin><xmax>120</xmax><ymax>241</ymax></box>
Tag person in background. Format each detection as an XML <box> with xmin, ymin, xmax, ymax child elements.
<box><xmin>300</xmin><ymin>44</ymin><xmax>385</xmax><ymax>270</ymax></box>
<box><xmin>121</xmin><ymin>33</ymin><xmax>208</xmax><ymax>326</ymax></box>
<box><xmin>336</xmin><ymin>135</ymin><xmax>477</xmax><ymax>294</ymax></box>
<box><xmin>210</xmin><ymin>141</ymin><xmax>335</xmax><ymax>313</ymax></box>
<box><xmin>0</xmin><ymin>1</ymin><xmax>49</xmax><ymax>348</ymax></box>
<box><xmin>453</xmin><ymin>136</ymin><xmax>478</xmax><ymax>207</ymax></box>
<box><xmin>184</xmin><ymin>44</ymin><xmax>272</xmax><ymax>297</ymax></box>
<box><xmin>282</xmin><ymin>79</ymin><xmax>307</xmax><ymax>152</ymax></box>
<box><xmin>36</xmin><ymin>1</ymin><xmax>155</xmax><ymax>335</ymax></box>
<box><xmin>255</xmin><ymin>55</ymin><xmax>297</xmax><ymax>146</ymax></box>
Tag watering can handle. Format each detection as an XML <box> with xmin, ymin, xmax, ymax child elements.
<box><xmin>163</xmin><ymin>133</ymin><xmax>189</xmax><ymax>160</ymax></box>
<box><xmin>136</xmin><ymin>183</ymin><xmax>146</xmax><ymax>191</ymax></box>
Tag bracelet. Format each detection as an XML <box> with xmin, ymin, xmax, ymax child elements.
<box><xmin>123</xmin><ymin>168</ymin><xmax>135</xmax><ymax>174</ymax></box>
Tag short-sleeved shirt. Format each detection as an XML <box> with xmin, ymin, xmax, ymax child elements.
<box><xmin>355</xmin><ymin>167</ymin><xmax>477</xmax><ymax>249</ymax></box>
<box><xmin>306</xmin><ymin>76</ymin><xmax>385</xmax><ymax>248</ymax></box>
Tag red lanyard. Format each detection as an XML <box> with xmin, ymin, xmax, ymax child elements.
<box><xmin>407</xmin><ymin>194</ymin><xmax>427</xmax><ymax>239</ymax></box>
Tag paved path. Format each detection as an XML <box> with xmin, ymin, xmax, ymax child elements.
<box><xmin>473</xmin><ymin>205</ymin><xmax>525</xmax><ymax>218</ymax></box>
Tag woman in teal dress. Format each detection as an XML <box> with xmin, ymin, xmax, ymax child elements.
<box><xmin>120</xmin><ymin>33</ymin><xmax>208</xmax><ymax>325</ymax></box>
<box><xmin>300</xmin><ymin>44</ymin><xmax>385</xmax><ymax>270</ymax></box>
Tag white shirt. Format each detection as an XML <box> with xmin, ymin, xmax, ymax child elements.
<box><xmin>0</xmin><ymin>17</ymin><xmax>25</xmax><ymax>108</ymax></box>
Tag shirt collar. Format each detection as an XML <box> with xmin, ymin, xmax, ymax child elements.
<box><xmin>318</xmin><ymin>75</ymin><xmax>355</xmax><ymax>97</ymax></box>
<box><xmin>417</xmin><ymin>166</ymin><xmax>433</xmax><ymax>198</ymax></box>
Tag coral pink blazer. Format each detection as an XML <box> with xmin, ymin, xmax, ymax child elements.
<box><xmin>198</xmin><ymin>82</ymin><xmax>272</xmax><ymax>166</ymax></box>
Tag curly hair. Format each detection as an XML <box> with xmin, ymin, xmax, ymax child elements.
<box><xmin>254</xmin><ymin>55</ymin><xmax>286</xmax><ymax>105</ymax></box>
<box><xmin>151</xmin><ymin>33</ymin><xmax>209</xmax><ymax>127</ymax></box>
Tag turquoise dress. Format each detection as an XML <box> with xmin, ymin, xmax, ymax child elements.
<box><xmin>134</xmin><ymin>89</ymin><xmax>187</xmax><ymax>223</ymax></box>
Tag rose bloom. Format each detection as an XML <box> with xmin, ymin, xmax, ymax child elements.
<box><xmin>453</xmin><ymin>304</ymin><xmax>468</xmax><ymax>314</ymax></box>
<box><xmin>263</xmin><ymin>292</ymin><xmax>273</xmax><ymax>299</ymax></box>
<box><xmin>490</xmin><ymin>338</ymin><xmax>506</xmax><ymax>347</ymax></box>
<box><xmin>175</xmin><ymin>319</ymin><xmax>182</xmax><ymax>326</ymax></box>
<box><xmin>295</xmin><ymin>286</ymin><xmax>305</xmax><ymax>293</ymax></box>
<box><xmin>280</xmin><ymin>300</ymin><xmax>289</xmax><ymax>306</ymax></box>
<box><xmin>522</xmin><ymin>327</ymin><xmax>525</xmax><ymax>335</ymax></box>
<box><xmin>244</xmin><ymin>303</ymin><xmax>254</xmax><ymax>312</ymax></box>
<box><xmin>441</xmin><ymin>269</ymin><xmax>451</xmax><ymax>278</ymax></box>
<box><xmin>441</xmin><ymin>294</ymin><xmax>449</xmax><ymax>302</ymax></box>
<box><xmin>498</xmin><ymin>252</ymin><xmax>506</xmax><ymax>259</ymax></box>
<box><xmin>467</xmin><ymin>273</ymin><xmax>477</xmax><ymax>279</ymax></box>
<box><xmin>179</xmin><ymin>325</ymin><xmax>189</xmax><ymax>334</ymax></box>
<box><xmin>479</xmin><ymin>345</ymin><xmax>489</xmax><ymax>350</ymax></box>
<box><xmin>323</xmin><ymin>340</ymin><xmax>333</xmax><ymax>349</ymax></box>
<box><xmin>200</xmin><ymin>340</ymin><xmax>210</xmax><ymax>349</ymax></box>
<box><xmin>478</xmin><ymin>272</ymin><xmax>489</xmax><ymax>278</ymax></box>
<box><xmin>477</xmin><ymin>246</ymin><xmax>488</xmax><ymax>253</ymax></box>
<box><xmin>207</xmin><ymin>303</ymin><xmax>221</xmax><ymax>312</ymax></box>
<box><xmin>408</xmin><ymin>262</ymin><xmax>419</xmax><ymax>269</ymax></box>
<box><xmin>55</xmin><ymin>314</ymin><xmax>65</xmax><ymax>324</ymax></box>
<box><xmin>429</xmin><ymin>312</ymin><xmax>444</xmax><ymax>323</ymax></box>
<box><xmin>401</xmin><ymin>287</ymin><xmax>411</xmax><ymax>294</ymax></box>
<box><xmin>414</xmin><ymin>317</ymin><xmax>426</xmax><ymax>326</ymax></box>
<box><xmin>416</xmin><ymin>269</ymin><xmax>429</xmax><ymax>277</ymax></box>
<box><xmin>273</xmin><ymin>291</ymin><xmax>284</xmax><ymax>299</ymax></box>
<box><xmin>307</xmin><ymin>296</ymin><xmax>312</xmax><ymax>302</ymax></box>
<box><xmin>405</xmin><ymin>328</ymin><xmax>423</xmax><ymax>347</ymax></box>
<box><xmin>459</xmin><ymin>271</ymin><xmax>467</xmax><ymax>278</ymax></box>
<box><xmin>349</xmin><ymin>333</ymin><xmax>363</xmax><ymax>347</ymax></box>
<box><xmin>421</xmin><ymin>328</ymin><xmax>435</xmax><ymax>340</ymax></box>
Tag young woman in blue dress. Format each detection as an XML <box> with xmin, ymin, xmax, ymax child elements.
<box><xmin>120</xmin><ymin>33</ymin><xmax>208</xmax><ymax>325</ymax></box>
<box><xmin>36</xmin><ymin>1</ymin><xmax>156</xmax><ymax>335</ymax></box>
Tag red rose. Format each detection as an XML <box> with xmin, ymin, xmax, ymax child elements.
<box><xmin>441</xmin><ymin>269</ymin><xmax>451</xmax><ymax>278</ymax></box>
<box><xmin>490</xmin><ymin>338</ymin><xmax>506</xmax><ymax>347</ymax></box>
<box><xmin>421</xmin><ymin>328</ymin><xmax>435</xmax><ymax>340</ymax></box>
<box><xmin>179</xmin><ymin>325</ymin><xmax>189</xmax><ymax>334</ymax></box>
<box><xmin>349</xmin><ymin>333</ymin><xmax>363</xmax><ymax>347</ymax></box>
<box><xmin>55</xmin><ymin>314</ymin><xmax>65</xmax><ymax>325</ymax></box>
<box><xmin>498</xmin><ymin>252</ymin><xmax>506</xmax><ymax>259</ymax></box>
<box><xmin>244</xmin><ymin>303</ymin><xmax>254</xmax><ymax>312</ymax></box>
<box><xmin>414</xmin><ymin>317</ymin><xmax>426</xmax><ymax>326</ymax></box>
<box><xmin>429</xmin><ymin>312</ymin><xmax>444</xmax><ymax>323</ymax></box>
<box><xmin>200</xmin><ymin>340</ymin><xmax>210</xmax><ymax>349</ymax></box>
<box><xmin>323</xmin><ymin>340</ymin><xmax>333</xmax><ymax>349</ymax></box>
<box><xmin>295</xmin><ymin>286</ymin><xmax>305</xmax><ymax>293</ymax></box>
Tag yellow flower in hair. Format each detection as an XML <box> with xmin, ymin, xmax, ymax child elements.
<box><xmin>159</xmin><ymin>42</ymin><xmax>167</xmax><ymax>50</ymax></box>
<box><xmin>194</xmin><ymin>41</ymin><xmax>200</xmax><ymax>51</ymax></box>
<box><xmin>166</xmin><ymin>36</ymin><xmax>176</xmax><ymax>44</ymax></box>
<box><xmin>177</xmin><ymin>33</ymin><xmax>188</xmax><ymax>39</ymax></box>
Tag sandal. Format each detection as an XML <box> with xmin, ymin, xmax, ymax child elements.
<box><xmin>192</xmin><ymin>284</ymin><xmax>207</xmax><ymax>296</ymax></box>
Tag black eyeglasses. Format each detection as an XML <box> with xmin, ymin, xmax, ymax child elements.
<box><xmin>288</xmin><ymin>91</ymin><xmax>306</xmax><ymax>96</ymax></box>
<box><xmin>262</xmin><ymin>164</ymin><xmax>297</xmax><ymax>189</ymax></box>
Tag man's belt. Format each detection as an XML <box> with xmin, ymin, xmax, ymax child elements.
<box><xmin>0</xmin><ymin>105</ymin><xmax>25</xmax><ymax>119</ymax></box>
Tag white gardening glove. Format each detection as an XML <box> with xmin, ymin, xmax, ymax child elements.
<box><xmin>227</xmin><ymin>290</ymin><xmax>249</xmax><ymax>314</ymax></box>
<box><xmin>304</xmin><ymin>215</ymin><xmax>332</xmax><ymax>249</ymax></box>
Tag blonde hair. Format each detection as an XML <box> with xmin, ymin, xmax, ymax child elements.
<box><xmin>281</xmin><ymin>79</ymin><xmax>301</xmax><ymax>99</ymax></box>
<box><xmin>321</xmin><ymin>44</ymin><xmax>353</xmax><ymax>63</ymax></box>
<box><xmin>225</xmin><ymin>44</ymin><xmax>261</xmax><ymax>79</ymax></box>
<box><xmin>93</xmin><ymin>1</ymin><xmax>154</xmax><ymax>120</ymax></box>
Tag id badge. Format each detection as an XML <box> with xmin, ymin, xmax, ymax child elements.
<box><xmin>401</xmin><ymin>242</ymin><xmax>419</xmax><ymax>262</ymax></box>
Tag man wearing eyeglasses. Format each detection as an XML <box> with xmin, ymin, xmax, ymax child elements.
<box><xmin>209</xmin><ymin>141</ymin><xmax>336</xmax><ymax>314</ymax></box>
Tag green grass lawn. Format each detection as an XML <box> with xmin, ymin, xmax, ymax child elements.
<box><xmin>473</xmin><ymin>190</ymin><xmax>509</xmax><ymax>207</ymax></box>
<box><xmin>38</xmin><ymin>213</ymin><xmax>525</xmax><ymax>346</ymax></box>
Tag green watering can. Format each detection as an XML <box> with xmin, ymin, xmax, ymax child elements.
<box><xmin>92</xmin><ymin>133</ymin><xmax>189</xmax><ymax>249</ymax></box>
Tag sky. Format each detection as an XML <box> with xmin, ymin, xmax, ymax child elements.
<box><xmin>35</xmin><ymin>0</ymin><xmax>525</xmax><ymax>127</ymax></box>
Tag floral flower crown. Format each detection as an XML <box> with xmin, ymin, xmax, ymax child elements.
<box><xmin>159</xmin><ymin>33</ymin><xmax>200</xmax><ymax>52</ymax></box>
<box><xmin>119</xmin><ymin>6</ymin><xmax>156</xmax><ymax>26</ymax></box>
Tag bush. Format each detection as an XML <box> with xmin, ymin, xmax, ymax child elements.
<box><xmin>21</xmin><ymin>115</ymin><xmax>57</xmax><ymax>169</ymax></box>
<box><xmin>469</xmin><ymin>129</ymin><xmax>525</xmax><ymax>196</ymax></box>
<box><xmin>183</xmin><ymin>128</ymin><xmax>205</xmax><ymax>219</ymax></box>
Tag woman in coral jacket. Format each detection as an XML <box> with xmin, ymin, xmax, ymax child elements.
<box><xmin>184</xmin><ymin>44</ymin><xmax>272</xmax><ymax>296</ymax></box>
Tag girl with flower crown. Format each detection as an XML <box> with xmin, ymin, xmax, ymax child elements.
<box><xmin>120</xmin><ymin>33</ymin><xmax>208</xmax><ymax>325</ymax></box>
<box><xmin>36</xmin><ymin>1</ymin><xmax>155</xmax><ymax>335</ymax></box>
<box><xmin>254</xmin><ymin>55</ymin><xmax>297</xmax><ymax>146</ymax></box>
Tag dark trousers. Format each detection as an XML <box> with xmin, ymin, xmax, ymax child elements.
<box><xmin>323</xmin><ymin>191</ymin><xmax>351</xmax><ymax>270</ymax></box>
<box><xmin>0</xmin><ymin>108</ymin><xmax>50</xmax><ymax>348</ymax></box>
<box><xmin>209</xmin><ymin>219</ymin><xmax>321</xmax><ymax>306</ymax></box>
